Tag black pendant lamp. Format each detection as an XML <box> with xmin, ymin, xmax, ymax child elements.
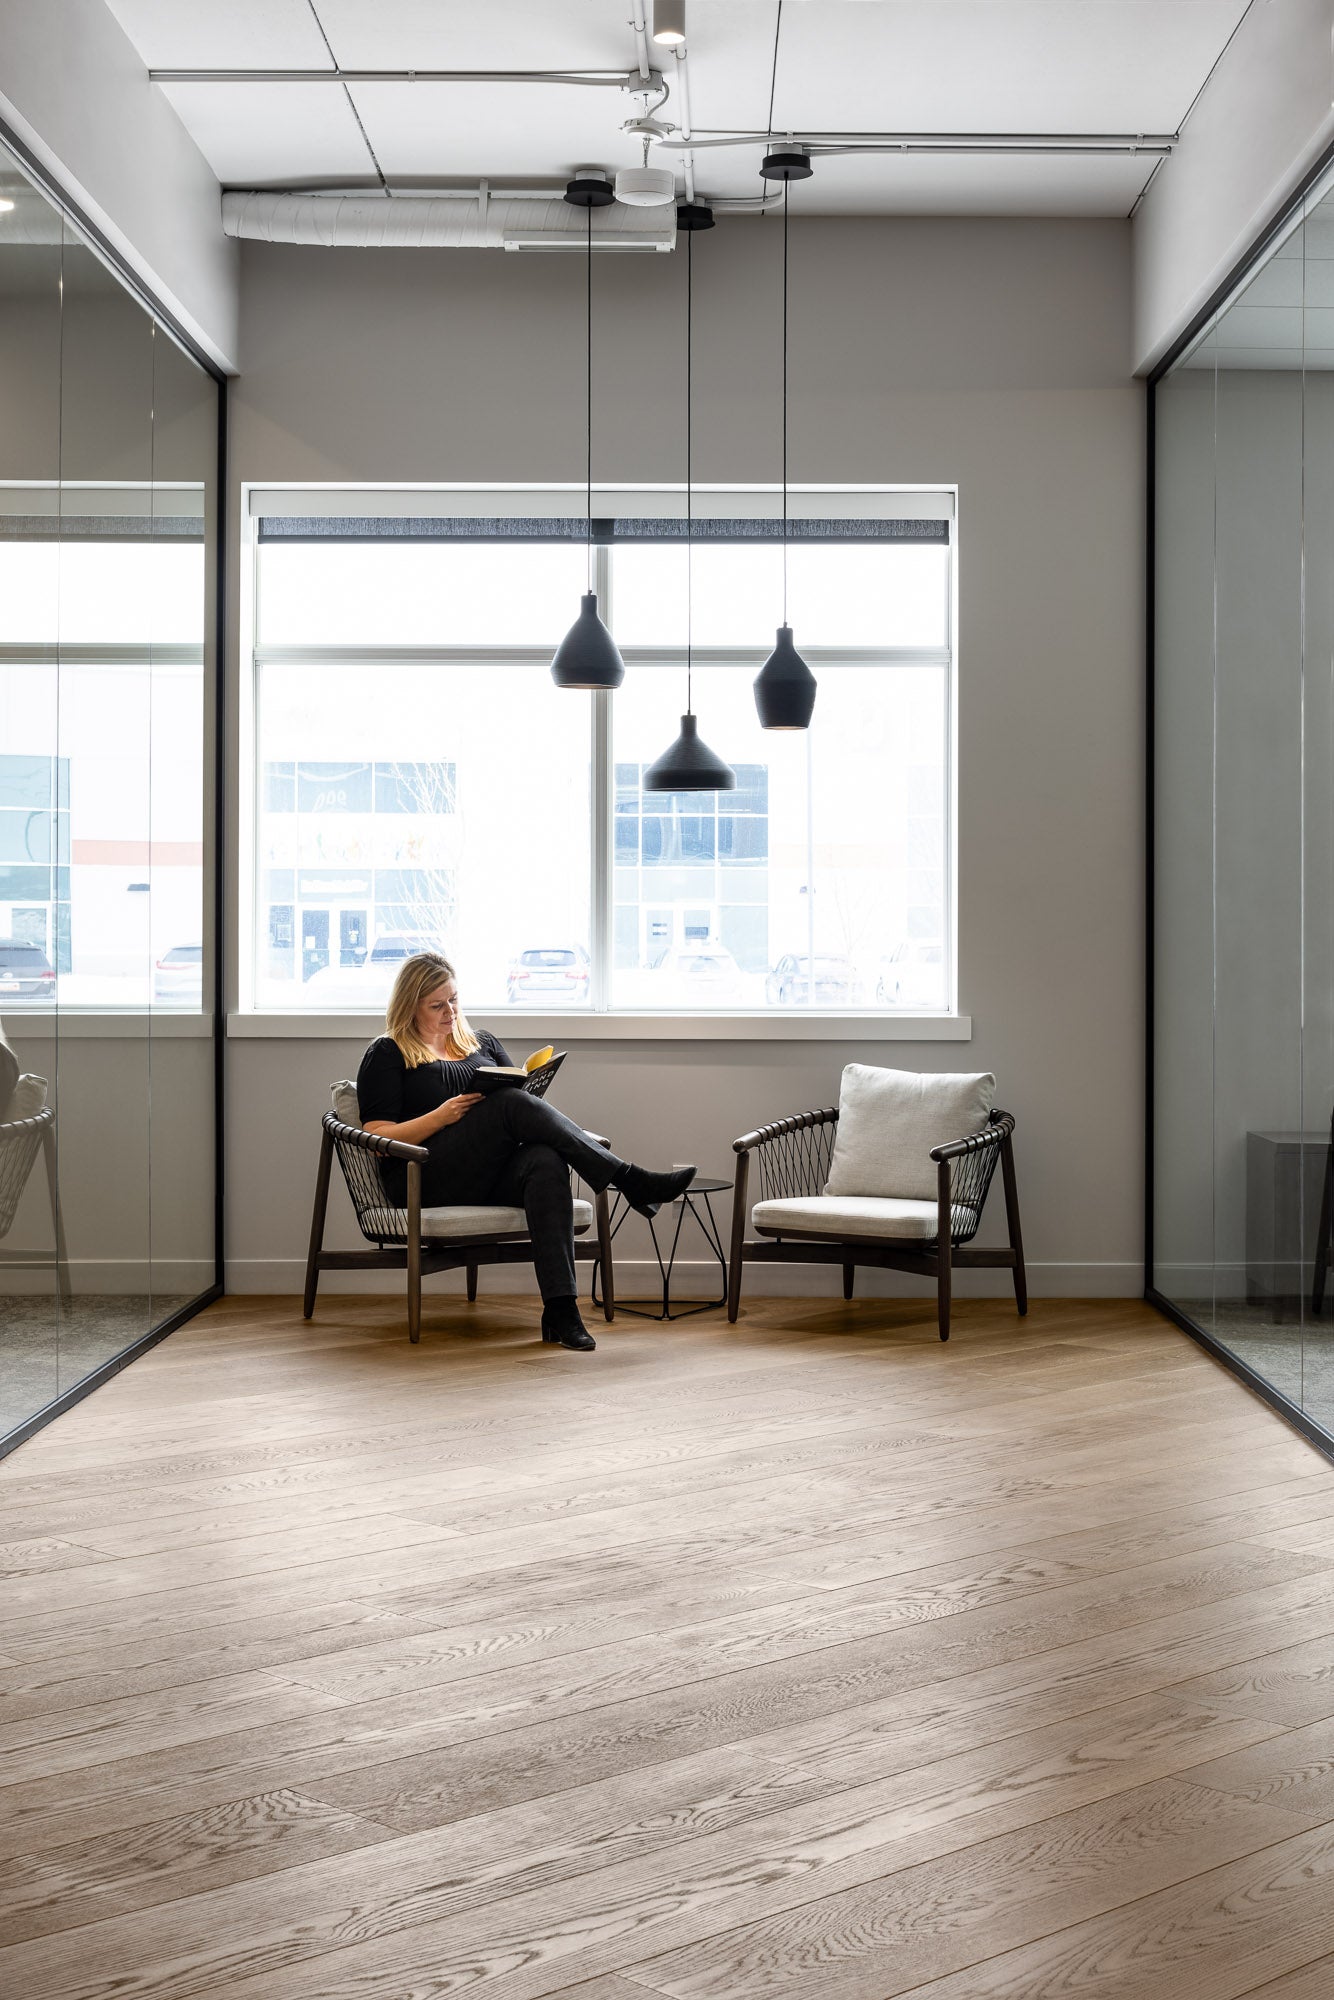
<box><xmin>753</xmin><ymin>150</ymin><xmax>817</xmax><ymax>731</ymax></box>
<box><xmin>645</xmin><ymin>203</ymin><xmax>735</xmax><ymax>795</ymax></box>
<box><xmin>551</xmin><ymin>173</ymin><xmax>625</xmax><ymax>691</ymax></box>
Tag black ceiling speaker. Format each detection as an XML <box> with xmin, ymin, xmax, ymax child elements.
<box><xmin>760</xmin><ymin>146</ymin><xmax>812</xmax><ymax>181</ymax></box>
<box><xmin>551</xmin><ymin>177</ymin><xmax>624</xmax><ymax>690</ymax></box>
<box><xmin>563</xmin><ymin>170</ymin><xmax>616</xmax><ymax>207</ymax></box>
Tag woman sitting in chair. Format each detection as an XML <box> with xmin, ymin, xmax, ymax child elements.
<box><xmin>358</xmin><ymin>952</ymin><xmax>694</xmax><ymax>1351</ymax></box>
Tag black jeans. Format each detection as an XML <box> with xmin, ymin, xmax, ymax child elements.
<box><xmin>385</xmin><ymin>1090</ymin><xmax>624</xmax><ymax>1302</ymax></box>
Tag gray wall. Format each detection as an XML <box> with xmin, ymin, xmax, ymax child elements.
<box><xmin>227</xmin><ymin>215</ymin><xmax>1145</xmax><ymax>1298</ymax></box>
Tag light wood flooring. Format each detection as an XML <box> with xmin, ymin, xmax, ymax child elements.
<box><xmin>3</xmin><ymin>1292</ymin><xmax>1334</xmax><ymax>1999</ymax></box>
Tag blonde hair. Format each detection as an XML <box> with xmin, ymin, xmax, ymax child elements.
<box><xmin>385</xmin><ymin>952</ymin><xmax>480</xmax><ymax>1068</ymax></box>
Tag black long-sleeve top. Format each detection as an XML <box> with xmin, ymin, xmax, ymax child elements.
<box><xmin>356</xmin><ymin>1030</ymin><xmax>515</xmax><ymax>1127</ymax></box>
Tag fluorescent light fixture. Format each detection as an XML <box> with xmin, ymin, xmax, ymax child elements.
<box><xmin>502</xmin><ymin>232</ymin><xmax>671</xmax><ymax>252</ymax></box>
<box><xmin>652</xmin><ymin>0</ymin><xmax>686</xmax><ymax>45</ymax></box>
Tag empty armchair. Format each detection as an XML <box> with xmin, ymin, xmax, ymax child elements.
<box><xmin>304</xmin><ymin>1082</ymin><xmax>616</xmax><ymax>1342</ymax></box>
<box><xmin>727</xmin><ymin>1065</ymin><xmax>1026</xmax><ymax>1341</ymax></box>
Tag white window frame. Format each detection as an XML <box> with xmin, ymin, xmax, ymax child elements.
<box><xmin>233</xmin><ymin>484</ymin><xmax>967</xmax><ymax>1041</ymax></box>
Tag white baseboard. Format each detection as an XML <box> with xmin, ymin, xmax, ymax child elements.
<box><xmin>0</xmin><ymin>1259</ymin><xmax>214</xmax><ymax>1295</ymax></box>
<box><xmin>225</xmin><ymin>1256</ymin><xmax>1144</xmax><ymax>1300</ymax></box>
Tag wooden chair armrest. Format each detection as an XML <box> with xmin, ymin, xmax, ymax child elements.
<box><xmin>733</xmin><ymin>1106</ymin><xmax>839</xmax><ymax>1155</ymax></box>
<box><xmin>930</xmin><ymin>1109</ymin><xmax>1015</xmax><ymax>1165</ymax></box>
<box><xmin>322</xmin><ymin>1111</ymin><xmax>429</xmax><ymax>1164</ymax></box>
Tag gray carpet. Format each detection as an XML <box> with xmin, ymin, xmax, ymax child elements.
<box><xmin>1177</xmin><ymin>1295</ymin><xmax>1334</xmax><ymax>1436</ymax></box>
<box><xmin>0</xmin><ymin>1294</ymin><xmax>194</xmax><ymax>1442</ymax></box>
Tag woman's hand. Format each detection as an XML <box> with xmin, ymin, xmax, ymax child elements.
<box><xmin>435</xmin><ymin>1092</ymin><xmax>484</xmax><ymax>1128</ymax></box>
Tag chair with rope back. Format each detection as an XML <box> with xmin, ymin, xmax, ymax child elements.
<box><xmin>727</xmin><ymin>1086</ymin><xmax>1026</xmax><ymax>1342</ymax></box>
<box><xmin>0</xmin><ymin>1074</ymin><xmax>71</xmax><ymax>1305</ymax></box>
<box><xmin>304</xmin><ymin>1082</ymin><xmax>616</xmax><ymax>1343</ymax></box>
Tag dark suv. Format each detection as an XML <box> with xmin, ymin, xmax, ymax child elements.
<box><xmin>0</xmin><ymin>942</ymin><xmax>56</xmax><ymax>1000</ymax></box>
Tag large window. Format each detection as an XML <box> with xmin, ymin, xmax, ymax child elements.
<box><xmin>0</xmin><ymin>537</ymin><xmax>206</xmax><ymax>1009</ymax></box>
<box><xmin>249</xmin><ymin>500</ymin><xmax>953</xmax><ymax>1016</ymax></box>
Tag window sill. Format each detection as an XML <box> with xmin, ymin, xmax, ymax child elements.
<box><xmin>2</xmin><ymin>1011</ymin><xmax>214</xmax><ymax>1039</ymax></box>
<box><xmin>229</xmin><ymin>1011</ymin><xmax>972</xmax><ymax>1042</ymax></box>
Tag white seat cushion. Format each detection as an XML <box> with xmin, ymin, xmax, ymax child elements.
<box><xmin>753</xmin><ymin>1194</ymin><xmax>976</xmax><ymax>1242</ymax></box>
<box><xmin>825</xmin><ymin>1065</ymin><xmax>995</xmax><ymax>1201</ymax></box>
<box><xmin>361</xmin><ymin>1199</ymin><xmax>595</xmax><ymax>1241</ymax></box>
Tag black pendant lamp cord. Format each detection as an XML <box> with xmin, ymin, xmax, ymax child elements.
<box><xmin>587</xmin><ymin>202</ymin><xmax>593</xmax><ymax>591</ymax></box>
<box><xmin>782</xmin><ymin>179</ymin><xmax>789</xmax><ymax>626</ymax></box>
<box><xmin>686</xmin><ymin>225</ymin><xmax>693</xmax><ymax>716</ymax></box>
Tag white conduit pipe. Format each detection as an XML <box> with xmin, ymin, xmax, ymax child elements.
<box><xmin>221</xmin><ymin>190</ymin><xmax>676</xmax><ymax>249</ymax></box>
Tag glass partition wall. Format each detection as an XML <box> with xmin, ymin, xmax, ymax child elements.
<box><xmin>0</xmin><ymin>132</ymin><xmax>221</xmax><ymax>1455</ymax></box>
<box><xmin>1153</xmin><ymin>162</ymin><xmax>1334</xmax><ymax>1446</ymax></box>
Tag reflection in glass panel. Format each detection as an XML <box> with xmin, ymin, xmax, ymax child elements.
<box><xmin>0</xmin><ymin>136</ymin><xmax>218</xmax><ymax>1455</ymax></box>
<box><xmin>254</xmin><ymin>660</ymin><xmax>591</xmax><ymax>1011</ymax></box>
<box><xmin>56</xmin><ymin>221</ymin><xmax>154</xmax><ymax>1393</ymax></box>
<box><xmin>1153</xmin><ymin>167</ymin><xmax>1334</xmax><ymax>1445</ymax></box>
<box><xmin>0</xmin><ymin>149</ymin><xmax>62</xmax><ymax>1438</ymax></box>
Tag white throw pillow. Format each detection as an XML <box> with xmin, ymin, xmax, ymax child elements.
<box><xmin>4</xmin><ymin>1073</ymin><xmax>48</xmax><ymax>1122</ymax></box>
<box><xmin>825</xmin><ymin>1065</ymin><xmax>996</xmax><ymax>1202</ymax></box>
<box><xmin>331</xmin><ymin>1080</ymin><xmax>361</xmax><ymax>1128</ymax></box>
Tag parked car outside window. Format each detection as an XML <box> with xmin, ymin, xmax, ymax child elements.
<box><xmin>506</xmin><ymin>946</ymin><xmax>590</xmax><ymax>1004</ymax></box>
<box><xmin>876</xmin><ymin>939</ymin><xmax>945</xmax><ymax>1007</ymax></box>
<box><xmin>764</xmin><ymin>954</ymin><xmax>861</xmax><ymax>1006</ymax></box>
<box><xmin>0</xmin><ymin>942</ymin><xmax>56</xmax><ymax>1001</ymax></box>
<box><xmin>153</xmin><ymin>943</ymin><xmax>203</xmax><ymax>1005</ymax></box>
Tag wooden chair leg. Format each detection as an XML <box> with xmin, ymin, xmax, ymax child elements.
<box><xmin>466</xmin><ymin>1260</ymin><xmax>478</xmax><ymax>1303</ymax></box>
<box><xmin>594</xmin><ymin>1188</ymin><xmax>615</xmax><ymax>1322</ymax></box>
<box><xmin>727</xmin><ymin>1150</ymin><xmax>749</xmax><ymax>1323</ymax></box>
<box><xmin>843</xmin><ymin>1263</ymin><xmax>854</xmax><ymax>1300</ymax></box>
<box><xmin>41</xmin><ymin>1123</ymin><xmax>72</xmax><ymax>1306</ymax></box>
<box><xmin>303</xmin><ymin>1127</ymin><xmax>334</xmax><ymax>1321</ymax></box>
<box><xmin>936</xmin><ymin>1158</ymin><xmax>952</xmax><ymax>1341</ymax></box>
<box><xmin>1001</xmin><ymin>1132</ymin><xmax>1028</xmax><ymax>1316</ymax></box>
<box><xmin>407</xmin><ymin>1160</ymin><xmax>422</xmax><ymax>1344</ymax></box>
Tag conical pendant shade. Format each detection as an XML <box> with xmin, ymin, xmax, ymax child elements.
<box><xmin>643</xmin><ymin>713</ymin><xmax>736</xmax><ymax>793</ymax></box>
<box><xmin>754</xmin><ymin>624</ymin><xmax>817</xmax><ymax>729</ymax></box>
<box><xmin>550</xmin><ymin>592</ymin><xmax>625</xmax><ymax>690</ymax></box>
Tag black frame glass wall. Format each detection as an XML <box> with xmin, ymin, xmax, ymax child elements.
<box><xmin>1149</xmin><ymin>144</ymin><xmax>1334</xmax><ymax>1459</ymax></box>
<box><xmin>0</xmin><ymin>121</ymin><xmax>225</xmax><ymax>1459</ymax></box>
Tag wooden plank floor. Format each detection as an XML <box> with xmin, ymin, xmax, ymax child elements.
<box><xmin>3</xmin><ymin>1294</ymin><xmax>1334</xmax><ymax>1999</ymax></box>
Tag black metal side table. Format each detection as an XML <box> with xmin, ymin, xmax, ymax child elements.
<box><xmin>591</xmin><ymin>1176</ymin><xmax>730</xmax><ymax>1321</ymax></box>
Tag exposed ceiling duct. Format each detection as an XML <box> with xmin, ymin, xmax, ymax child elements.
<box><xmin>221</xmin><ymin>190</ymin><xmax>676</xmax><ymax>252</ymax></box>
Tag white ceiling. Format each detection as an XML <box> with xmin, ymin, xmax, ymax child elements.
<box><xmin>105</xmin><ymin>0</ymin><xmax>1251</xmax><ymax>217</ymax></box>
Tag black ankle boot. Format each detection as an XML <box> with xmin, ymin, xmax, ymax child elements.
<box><xmin>614</xmin><ymin>1162</ymin><xmax>696</xmax><ymax>1220</ymax></box>
<box><xmin>541</xmin><ymin>1298</ymin><xmax>596</xmax><ymax>1351</ymax></box>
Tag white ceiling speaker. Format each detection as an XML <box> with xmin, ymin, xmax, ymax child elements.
<box><xmin>614</xmin><ymin>164</ymin><xmax>676</xmax><ymax>207</ymax></box>
<box><xmin>652</xmin><ymin>0</ymin><xmax>686</xmax><ymax>45</ymax></box>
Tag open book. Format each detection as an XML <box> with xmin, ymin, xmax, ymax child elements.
<box><xmin>470</xmin><ymin>1045</ymin><xmax>566</xmax><ymax>1098</ymax></box>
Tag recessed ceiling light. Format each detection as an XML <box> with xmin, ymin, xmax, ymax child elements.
<box><xmin>652</xmin><ymin>0</ymin><xmax>685</xmax><ymax>46</ymax></box>
<box><xmin>0</xmin><ymin>198</ymin><xmax>15</xmax><ymax>214</ymax></box>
